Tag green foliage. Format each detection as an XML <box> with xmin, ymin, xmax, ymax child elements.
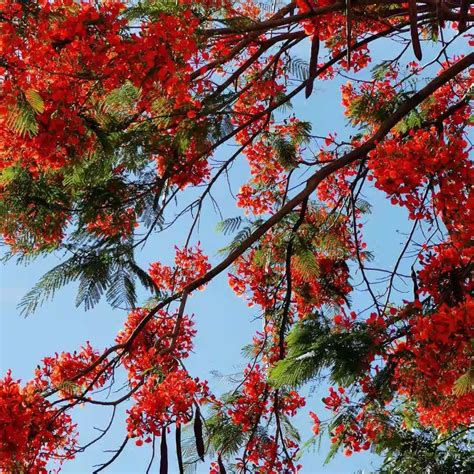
<box><xmin>100</xmin><ymin>81</ymin><xmax>140</xmax><ymax>116</ymax></box>
<box><xmin>346</xmin><ymin>89</ymin><xmax>413</xmax><ymax>129</ymax></box>
<box><xmin>270</xmin><ymin>315</ymin><xmax>375</xmax><ymax>388</ymax></box>
<box><xmin>453</xmin><ymin>368</ymin><xmax>474</xmax><ymax>397</ymax></box>
<box><xmin>218</xmin><ymin>15</ymin><xmax>256</xmax><ymax>31</ymax></box>
<box><xmin>273</xmin><ymin>90</ymin><xmax>294</xmax><ymax>112</ymax></box>
<box><xmin>56</xmin><ymin>380</ymin><xmax>82</xmax><ymax>396</ymax></box>
<box><xmin>272</xmin><ymin>135</ymin><xmax>298</xmax><ymax>169</ymax></box>
<box><xmin>61</xmin><ymin>153</ymin><xmax>117</xmax><ymax>190</ymax></box>
<box><xmin>251</xmin><ymin>247</ymin><xmax>271</xmax><ymax>268</ymax></box>
<box><xmin>125</xmin><ymin>0</ymin><xmax>227</xmax><ymax>26</ymax></box>
<box><xmin>219</xmin><ymin>218</ymin><xmax>265</xmax><ymax>255</ymax></box>
<box><xmin>207</xmin><ymin>113</ymin><xmax>235</xmax><ymax>144</ymax></box>
<box><xmin>370</xmin><ymin>61</ymin><xmax>392</xmax><ymax>81</ymax></box>
<box><xmin>5</xmin><ymin>89</ymin><xmax>45</xmax><ymax>137</ymax></box>
<box><xmin>292</xmin><ymin>248</ymin><xmax>320</xmax><ymax>281</ymax></box>
<box><xmin>24</xmin><ymin>89</ymin><xmax>45</xmax><ymax>114</ymax></box>
<box><xmin>377</xmin><ymin>426</ymin><xmax>474</xmax><ymax>474</ymax></box>
<box><xmin>394</xmin><ymin>109</ymin><xmax>425</xmax><ymax>134</ymax></box>
<box><xmin>286</xmin><ymin>57</ymin><xmax>309</xmax><ymax>81</ymax></box>
<box><xmin>291</xmin><ymin>120</ymin><xmax>312</xmax><ymax>145</ymax></box>
<box><xmin>354</xmin><ymin>197</ymin><xmax>372</xmax><ymax>215</ymax></box>
<box><xmin>281</xmin><ymin>415</ymin><xmax>301</xmax><ymax>443</ymax></box>
<box><xmin>6</xmin><ymin>102</ymin><xmax>39</xmax><ymax>137</ymax></box>
<box><xmin>215</xmin><ymin>216</ymin><xmax>245</xmax><ymax>235</ymax></box>
<box><xmin>19</xmin><ymin>243</ymin><xmax>158</xmax><ymax>315</ymax></box>
<box><xmin>257</xmin><ymin>0</ymin><xmax>283</xmax><ymax>14</ymax></box>
<box><xmin>324</xmin><ymin>432</ymin><xmax>344</xmax><ymax>464</ymax></box>
<box><xmin>125</xmin><ymin>0</ymin><xmax>184</xmax><ymax>18</ymax></box>
<box><xmin>0</xmin><ymin>169</ymin><xmax>70</xmax><ymax>252</ymax></box>
<box><xmin>206</xmin><ymin>411</ymin><xmax>247</xmax><ymax>457</ymax></box>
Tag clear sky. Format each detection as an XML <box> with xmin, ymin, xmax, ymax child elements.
<box><xmin>1</xmin><ymin>35</ymin><xmax>463</xmax><ymax>473</ymax></box>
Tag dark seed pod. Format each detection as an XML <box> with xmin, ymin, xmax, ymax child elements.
<box><xmin>305</xmin><ymin>35</ymin><xmax>320</xmax><ymax>98</ymax></box>
<box><xmin>346</xmin><ymin>0</ymin><xmax>352</xmax><ymax>69</ymax></box>
<box><xmin>194</xmin><ymin>405</ymin><xmax>205</xmax><ymax>461</ymax></box>
<box><xmin>409</xmin><ymin>0</ymin><xmax>423</xmax><ymax>60</ymax></box>
<box><xmin>160</xmin><ymin>427</ymin><xmax>168</xmax><ymax>474</ymax></box>
<box><xmin>218</xmin><ymin>453</ymin><xmax>227</xmax><ymax>474</ymax></box>
<box><xmin>458</xmin><ymin>0</ymin><xmax>468</xmax><ymax>33</ymax></box>
<box><xmin>176</xmin><ymin>425</ymin><xmax>184</xmax><ymax>474</ymax></box>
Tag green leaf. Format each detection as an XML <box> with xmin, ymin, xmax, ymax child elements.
<box><xmin>272</xmin><ymin>136</ymin><xmax>298</xmax><ymax>170</ymax></box>
<box><xmin>18</xmin><ymin>258</ymin><xmax>82</xmax><ymax>316</ymax></box>
<box><xmin>25</xmin><ymin>89</ymin><xmax>45</xmax><ymax>114</ymax></box>
<box><xmin>292</xmin><ymin>248</ymin><xmax>320</xmax><ymax>281</ymax></box>
<box><xmin>219</xmin><ymin>219</ymin><xmax>264</xmax><ymax>255</ymax></box>
<box><xmin>370</xmin><ymin>60</ymin><xmax>391</xmax><ymax>81</ymax></box>
<box><xmin>453</xmin><ymin>368</ymin><xmax>474</xmax><ymax>397</ymax></box>
<box><xmin>6</xmin><ymin>104</ymin><xmax>38</xmax><ymax>137</ymax></box>
<box><xmin>206</xmin><ymin>412</ymin><xmax>246</xmax><ymax>456</ymax></box>
<box><xmin>219</xmin><ymin>15</ymin><xmax>256</xmax><ymax>31</ymax></box>
<box><xmin>286</xmin><ymin>57</ymin><xmax>309</xmax><ymax>81</ymax></box>
<box><xmin>56</xmin><ymin>380</ymin><xmax>82</xmax><ymax>396</ymax></box>
<box><xmin>19</xmin><ymin>244</ymin><xmax>158</xmax><ymax>314</ymax></box>
<box><xmin>282</xmin><ymin>415</ymin><xmax>301</xmax><ymax>442</ymax></box>
<box><xmin>216</xmin><ymin>216</ymin><xmax>244</xmax><ymax>235</ymax></box>
<box><xmin>270</xmin><ymin>317</ymin><xmax>375</xmax><ymax>388</ymax></box>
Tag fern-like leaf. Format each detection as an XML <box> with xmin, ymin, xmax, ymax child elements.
<box><xmin>18</xmin><ymin>258</ymin><xmax>82</xmax><ymax>316</ymax></box>
<box><xmin>292</xmin><ymin>249</ymin><xmax>320</xmax><ymax>282</ymax></box>
<box><xmin>453</xmin><ymin>369</ymin><xmax>474</xmax><ymax>396</ymax></box>
<box><xmin>6</xmin><ymin>105</ymin><xmax>38</xmax><ymax>137</ymax></box>
<box><xmin>25</xmin><ymin>89</ymin><xmax>45</xmax><ymax>114</ymax></box>
<box><xmin>215</xmin><ymin>216</ymin><xmax>244</xmax><ymax>235</ymax></box>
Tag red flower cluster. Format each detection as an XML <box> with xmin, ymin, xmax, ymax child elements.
<box><xmin>0</xmin><ymin>371</ymin><xmax>77</xmax><ymax>473</ymax></box>
<box><xmin>330</xmin><ymin>415</ymin><xmax>378</xmax><ymax>457</ymax></box>
<box><xmin>238</xmin><ymin>435</ymin><xmax>301</xmax><ymax>474</ymax></box>
<box><xmin>115</xmin><ymin>307</ymin><xmax>210</xmax><ymax>442</ymax></box>
<box><xmin>369</xmin><ymin>128</ymin><xmax>472</xmax><ymax>221</ymax></box>
<box><xmin>318</xmin><ymin>387</ymin><xmax>383</xmax><ymax>456</ymax></box>
<box><xmin>231</xmin><ymin>53</ymin><xmax>289</xmax><ymax>215</ymax></box>
<box><xmin>229</xmin><ymin>209</ymin><xmax>352</xmax><ymax>318</ymax></box>
<box><xmin>236</xmin><ymin>119</ymin><xmax>305</xmax><ymax>215</ymax></box>
<box><xmin>34</xmin><ymin>342</ymin><xmax>111</xmax><ymax>399</ymax></box>
<box><xmin>155</xmin><ymin>135</ymin><xmax>211</xmax><ymax>189</ymax></box>
<box><xmin>226</xmin><ymin>365</ymin><xmax>269</xmax><ymax>431</ymax></box>
<box><xmin>418</xmin><ymin>243</ymin><xmax>473</xmax><ymax>305</ymax></box>
<box><xmin>322</xmin><ymin>386</ymin><xmax>350</xmax><ymax>413</ymax></box>
<box><xmin>127</xmin><ymin>371</ymin><xmax>208</xmax><ymax>443</ymax></box>
<box><xmin>149</xmin><ymin>244</ymin><xmax>211</xmax><ymax>294</ymax></box>
<box><xmin>86</xmin><ymin>208</ymin><xmax>138</xmax><ymax>239</ymax></box>
<box><xmin>1</xmin><ymin>202</ymin><xmax>69</xmax><ymax>253</ymax></box>
<box><xmin>1</xmin><ymin>0</ymin><xmax>201</xmax><ymax>173</ymax></box>
<box><xmin>210</xmin><ymin>363</ymin><xmax>305</xmax><ymax>472</ymax></box>
<box><xmin>309</xmin><ymin>411</ymin><xmax>321</xmax><ymax>435</ymax></box>
<box><xmin>394</xmin><ymin>297</ymin><xmax>474</xmax><ymax>432</ymax></box>
<box><xmin>115</xmin><ymin>308</ymin><xmax>196</xmax><ymax>382</ymax></box>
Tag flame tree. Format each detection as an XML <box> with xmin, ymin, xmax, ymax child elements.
<box><xmin>1</xmin><ymin>0</ymin><xmax>473</xmax><ymax>472</ymax></box>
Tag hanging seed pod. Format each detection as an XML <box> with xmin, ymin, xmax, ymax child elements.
<box><xmin>218</xmin><ymin>453</ymin><xmax>227</xmax><ymax>474</ymax></box>
<box><xmin>435</xmin><ymin>0</ymin><xmax>445</xmax><ymax>30</ymax></box>
<box><xmin>458</xmin><ymin>0</ymin><xmax>468</xmax><ymax>32</ymax></box>
<box><xmin>346</xmin><ymin>0</ymin><xmax>352</xmax><ymax>69</ymax></box>
<box><xmin>176</xmin><ymin>425</ymin><xmax>184</xmax><ymax>474</ymax></box>
<box><xmin>409</xmin><ymin>0</ymin><xmax>423</xmax><ymax>60</ymax></box>
<box><xmin>305</xmin><ymin>35</ymin><xmax>320</xmax><ymax>98</ymax></box>
<box><xmin>160</xmin><ymin>427</ymin><xmax>168</xmax><ymax>474</ymax></box>
<box><xmin>194</xmin><ymin>405</ymin><xmax>205</xmax><ymax>461</ymax></box>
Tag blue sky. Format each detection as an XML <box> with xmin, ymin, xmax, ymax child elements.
<box><xmin>2</xmin><ymin>33</ymin><xmax>467</xmax><ymax>473</ymax></box>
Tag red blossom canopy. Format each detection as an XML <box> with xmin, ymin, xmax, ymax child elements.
<box><xmin>0</xmin><ymin>0</ymin><xmax>473</xmax><ymax>472</ymax></box>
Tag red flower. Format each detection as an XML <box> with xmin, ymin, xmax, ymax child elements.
<box><xmin>0</xmin><ymin>371</ymin><xmax>77</xmax><ymax>472</ymax></box>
